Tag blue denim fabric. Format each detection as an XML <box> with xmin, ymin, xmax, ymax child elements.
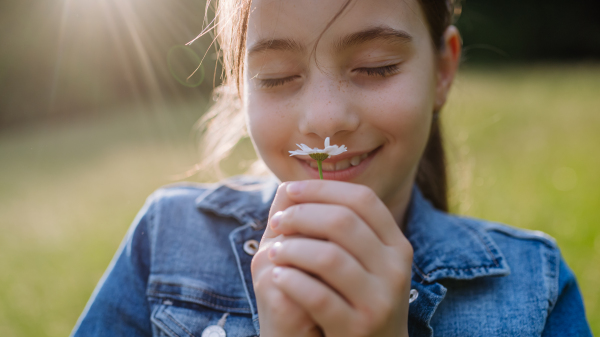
<box><xmin>71</xmin><ymin>176</ymin><xmax>592</xmax><ymax>337</ymax></box>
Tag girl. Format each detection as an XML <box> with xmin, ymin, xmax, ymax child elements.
<box><xmin>71</xmin><ymin>0</ymin><xmax>592</xmax><ymax>336</ymax></box>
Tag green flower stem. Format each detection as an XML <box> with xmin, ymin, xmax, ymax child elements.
<box><xmin>317</xmin><ymin>160</ymin><xmax>323</xmax><ymax>180</ymax></box>
<box><xmin>309</xmin><ymin>153</ymin><xmax>329</xmax><ymax>180</ymax></box>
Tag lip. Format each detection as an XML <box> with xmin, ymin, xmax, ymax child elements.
<box><xmin>296</xmin><ymin>146</ymin><xmax>381</xmax><ymax>181</ymax></box>
<box><xmin>293</xmin><ymin>148</ymin><xmax>375</xmax><ymax>163</ymax></box>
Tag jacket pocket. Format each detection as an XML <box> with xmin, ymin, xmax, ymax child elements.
<box><xmin>148</xmin><ymin>277</ymin><xmax>256</xmax><ymax>337</ymax></box>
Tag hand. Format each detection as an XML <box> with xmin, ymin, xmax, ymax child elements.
<box><xmin>267</xmin><ymin>180</ymin><xmax>413</xmax><ymax>337</ymax></box>
<box><xmin>251</xmin><ymin>182</ymin><xmax>324</xmax><ymax>337</ymax></box>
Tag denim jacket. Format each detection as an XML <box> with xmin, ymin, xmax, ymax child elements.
<box><xmin>71</xmin><ymin>176</ymin><xmax>592</xmax><ymax>337</ymax></box>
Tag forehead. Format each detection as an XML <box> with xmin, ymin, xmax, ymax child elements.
<box><xmin>246</xmin><ymin>0</ymin><xmax>429</xmax><ymax>51</ymax></box>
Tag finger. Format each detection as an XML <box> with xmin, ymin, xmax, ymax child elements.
<box><xmin>285</xmin><ymin>180</ymin><xmax>405</xmax><ymax>246</ymax></box>
<box><xmin>269</xmin><ymin>238</ymin><xmax>371</xmax><ymax>307</ymax></box>
<box><xmin>272</xmin><ymin>266</ymin><xmax>353</xmax><ymax>333</ymax></box>
<box><xmin>253</xmin><ymin>265</ymin><xmax>319</xmax><ymax>335</ymax></box>
<box><xmin>271</xmin><ymin>203</ymin><xmax>386</xmax><ymax>273</ymax></box>
<box><xmin>262</xmin><ymin>181</ymin><xmax>298</xmax><ymax>241</ymax></box>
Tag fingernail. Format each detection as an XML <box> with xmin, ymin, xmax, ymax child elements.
<box><xmin>287</xmin><ymin>181</ymin><xmax>306</xmax><ymax>195</ymax></box>
<box><xmin>272</xmin><ymin>266</ymin><xmax>283</xmax><ymax>280</ymax></box>
<box><xmin>270</xmin><ymin>211</ymin><xmax>283</xmax><ymax>229</ymax></box>
<box><xmin>268</xmin><ymin>242</ymin><xmax>281</xmax><ymax>259</ymax></box>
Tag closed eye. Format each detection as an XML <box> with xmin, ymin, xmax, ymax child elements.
<box><xmin>354</xmin><ymin>64</ymin><xmax>400</xmax><ymax>77</ymax></box>
<box><xmin>257</xmin><ymin>75</ymin><xmax>301</xmax><ymax>89</ymax></box>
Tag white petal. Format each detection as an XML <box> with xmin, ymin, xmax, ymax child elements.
<box><xmin>331</xmin><ymin>147</ymin><xmax>348</xmax><ymax>155</ymax></box>
<box><xmin>290</xmin><ymin>139</ymin><xmax>346</xmax><ymax>157</ymax></box>
<box><xmin>289</xmin><ymin>150</ymin><xmax>308</xmax><ymax>156</ymax></box>
<box><xmin>323</xmin><ymin>144</ymin><xmax>347</xmax><ymax>156</ymax></box>
<box><xmin>298</xmin><ymin>144</ymin><xmax>313</xmax><ymax>152</ymax></box>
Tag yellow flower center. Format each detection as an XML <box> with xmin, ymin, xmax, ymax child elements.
<box><xmin>309</xmin><ymin>153</ymin><xmax>329</xmax><ymax>161</ymax></box>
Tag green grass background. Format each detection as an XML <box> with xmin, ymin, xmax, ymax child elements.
<box><xmin>0</xmin><ymin>65</ymin><xmax>598</xmax><ymax>336</ymax></box>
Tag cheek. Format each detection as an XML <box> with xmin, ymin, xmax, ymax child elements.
<box><xmin>245</xmin><ymin>94</ymin><xmax>296</xmax><ymax>164</ymax></box>
<box><xmin>360</xmin><ymin>67</ymin><xmax>436</xmax><ymax>147</ymax></box>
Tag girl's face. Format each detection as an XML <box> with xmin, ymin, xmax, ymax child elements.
<box><xmin>244</xmin><ymin>0</ymin><xmax>457</xmax><ymax>218</ymax></box>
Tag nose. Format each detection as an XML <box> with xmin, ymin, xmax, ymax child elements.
<box><xmin>298</xmin><ymin>74</ymin><xmax>359</xmax><ymax>139</ymax></box>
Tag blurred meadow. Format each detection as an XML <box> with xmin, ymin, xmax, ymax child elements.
<box><xmin>1</xmin><ymin>0</ymin><xmax>600</xmax><ymax>336</ymax></box>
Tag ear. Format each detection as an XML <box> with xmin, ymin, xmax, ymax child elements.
<box><xmin>434</xmin><ymin>26</ymin><xmax>462</xmax><ymax>111</ymax></box>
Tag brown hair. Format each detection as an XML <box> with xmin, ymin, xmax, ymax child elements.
<box><xmin>193</xmin><ymin>0</ymin><xmax>460</xmax><ymax>211</ymax></box>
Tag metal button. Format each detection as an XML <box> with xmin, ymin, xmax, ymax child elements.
<box><xmin>202</xmin><ymin>312</ymin><xmax>229</xmax><ymax>337</ymax></box>
<box><xmin>243</xmin><ymin>239</ymin><xmax>259</xmax><ymax>256</ymax></box>
<box><xmin>409</xmin><ymin>289</ymin><xmax>419</xmax><ymax>303</ymax></box>
<box><xmin>201</xmin><ymin>325</ymin><xmax>226</xmax><ymax>337</ymax></box>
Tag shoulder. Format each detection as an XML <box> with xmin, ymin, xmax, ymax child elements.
<box><xmin>475</xmin><ymin>219</ymin><xmax>557</xmax><ymax>249</ymax></box>
<box><xmin>134</xmin><ymin>175</ymin><xmax>277</xmax><ymax>262</ymax></box>
<box><xmin>449</xmin><ymin>216</ymin><xmax>592</xmax><ymax>334</ymax></box>
<box><xmin>454</xmin><ymin>215</ymin><xmax>562</xmax><ymax>308</ymax></box>
<box><xmin>136</xmin><ymin>176</ymin><xmax>276</xmax><ymax>241</ymax></box>
<box><xmin>461</xmin><ymin>217</ymin><xmax>560</xmax><ymax>266</ymax></box>
<box><xmin>471</xmin><ymin>218</ymin><xmax>560</xmax><ymax>286</ymax></box>
<box><xmin>143</xmin><ymin>175</ymin><xmax>277</xmax><ymax>223</ymax></box>
<box><xmin>428</xmin><ymin>214</ymin><xmax>572</xmax><ymax>335</ymax></box>
<box><xmin>144</xmin><ymin>181</ymin><xmax>218</xmax><ymax>209</ymax></box>
<box><xmin>458</xmin><ymin>214</ymin><xmax>560</xmax><ymax>269</ymax></box>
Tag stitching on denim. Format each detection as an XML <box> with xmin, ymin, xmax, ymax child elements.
<box><xmin>155</xmin><ymin>320</ymin><xmax>179</xmax><ymax>337</ymax></box>
<box><xmin>422</xmin><ymin>264</ymin><xmax>500</xmax><ymax>278</ymax></box>
<box><xmin>414</xmin><ymin>259</ymin><xmax>502</xmax><ymax>280</ymax></box>
<box><xmin>151</xmin><ymin>282</ymin><xmax>247</xmax><ymax>301</ymax></box>
<box><xmin>412</xmin><ymin>264</ymin><xmax>427</xmax><ymax>281</ymax></box>
<box><xmin>165</xmin><ymin>310</ymin><xmax>196</xmax><ymax>337</ymax></box>
<box><xmin>153</xmin><ymin>307</ymin><xmax>180</xmax><ymax>337</ymax></box>
<box><xmin>486</xmin><ymin>226</ymin><xmax>557</xmax><ymax>250</ymax></box>
<box><xmin>148</xmin><ymin>292</ymin><xmax>251</xmax><ymax>312</ymax></box>
<box><xmin>230</xmin><ymin>223</ymin><xmax>260</xmax><ymax>336</ymax></box>
<box><xmin>461</xmin><ymin>220</ymin><xmax>500</xmax><ymax>266</ymax></box>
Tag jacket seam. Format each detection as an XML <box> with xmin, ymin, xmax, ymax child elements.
<box><xmin>412</xmin><ymin>264</ymin><xmax>427</xmax><ymax>282</ymax></box>
<box><xmin>416</xmin><ymin>262</ymin><xmax>502</xmax><ymax>278</ymax></box>
<box><xmin>546</xmin><ymin>244</ymin><xmax>560</xmax><ymax>313</ymax></box>
<box><xmin>486</xmin><ymin>227</ymin><xmax>557</xmax><ymax>250</ymax></box>
<box><xmin>461</xmin><ymin>221</ymin><xmax>500</xmax><ymax>267</ymax></box>
<box><xmin>165</xmin><ymin>310</ymin><xmax>196</xmax><ymax>337</ymax></box>
<box><xmin>153</xmin><ymin>307</ymin><xmax>181</xmax><ymax>337</ymax></box>
<box><xmin>149</xmin><ymin>281</ymin><xmax>247</xmax><ymax>301</ymax></box>
<box><xmin>154</xmin><ymin>320</ymin><xmax>179</xmax><ymax>337</ymax></box>
<box><xmin>147</xmin><ymin>292</ymin><xmax>251</xmax><ymax>312</ymax></box>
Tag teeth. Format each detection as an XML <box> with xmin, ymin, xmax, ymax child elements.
<box><xmin>335</xmin><ymin>159</ymin><xmax>351</xmax><ymax>171</ymax></box>
<box><xmin>305</xmin><ymin>150</ymin><xmax>373</xmax><ymax>172</ymax></box>
<box><xmin>322</xmin><ymin>162</ymin><xmax>335</xmax><ymax>171</ymax></box>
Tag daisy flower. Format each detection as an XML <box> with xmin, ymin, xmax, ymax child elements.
<box><xmin>289</xmin><ymin>137</ymin><xmax>347</xmax><ymax>179</ymax></box>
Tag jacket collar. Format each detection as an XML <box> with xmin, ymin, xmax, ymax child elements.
<box><xmin>405</xmin><ymin>187</ymin><xmax>510</xmax><ymax>283</ymax></box>
<box><xmin>196</xmin><ymin>176</ymin><xmax>510</xmax><ymax>282</ymax></box>
<box><xmin>196</xmin><ymin>175</ymin><xmax>279</xmax><ymax>228</ymax></box>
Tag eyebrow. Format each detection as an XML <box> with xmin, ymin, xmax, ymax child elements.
<box><xmin>247</xmin><ymin>38</ymin><xmax>304</xmax><ymax>55</ymax></box>
<box><xmin>247</xmin><ymin>25</ymin><xmax>413</xmax><ymax>56</ymax></box>
<box><xmin>332</xmin><ymin>26</ymin><xmax>413</xmax><ymax>52</ymax></box>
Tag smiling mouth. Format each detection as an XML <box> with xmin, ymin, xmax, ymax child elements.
<box><xmin>300</xmin><ymin>147</ymin><xmax>379</xmax><ymax>172</ymax></box>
